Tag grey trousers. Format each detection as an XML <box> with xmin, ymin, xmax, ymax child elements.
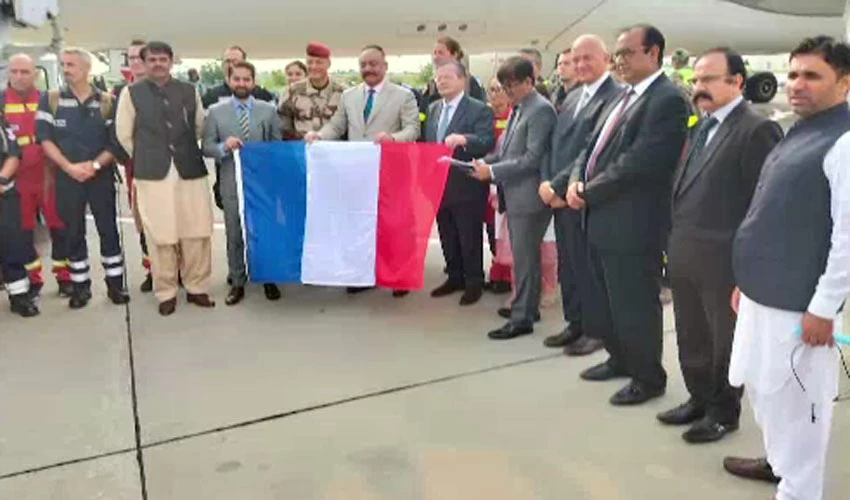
<box><xmin>219</xmin><ymin>161</ymin><xmax>248</xmax><ymax>287</ymax></box>
<box><xmin>507</xmin><ymin>210</ymin><xmax>551</xmax><ymax>327</ymax></box>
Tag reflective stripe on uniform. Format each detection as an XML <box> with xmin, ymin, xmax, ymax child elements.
<box><xmin>102</xmin><ymin>255</ymin><xmax>124</xmax><ymax>265</ymax></box>
<box><xmin>495</xmin><ymin>119</ymin><xmax>508</xmax><ymax>130</ymax></box>
<box><xmin>16</xmin><ymin>135</ymin><xmax>35</xmax><ymax>146</ymax></box>
<box><xmin>58</xmin><ymin>98</ymin><xmax>79</xmax><ymax>108</ymax></box>
<box><xmin>3</xmin><ymin>103</ymin><xmax>39</xmax><ymax>114</ymax></box>
<box><xmin>53</xmin><ymin>259</ymin><xmax>69</xmax><ymax>269</ymax></box>
<box><xmin>35</xmin><ymin>111</ymin><xmax>54</xmax><ymax>124</ymax></box>
<box><xmin>69</xmin><ymin>260</ymin><xmax>89</xmax><ymax>270</ymax></box>
<box><xmin>105</xmin><ymin>267</ymin><xmax>124</xmax><ymax>277</ymax></box>
<box><xmin>6</xmin><ymin>278</ymin><xmax>29</xmax><ymax>295</ymax></box>
<box><xmin>24</xmin><ymin>258</ymin><xmax>43</xmax><ymax>271</ymax></box>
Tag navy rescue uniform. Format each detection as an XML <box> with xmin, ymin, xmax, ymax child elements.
<box><xmin>35</xmin><ymin>86</ymin><xmax>129</xmax><ymax>308</ymax></box>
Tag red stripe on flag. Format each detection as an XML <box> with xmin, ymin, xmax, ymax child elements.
<box><xmin>376</xmin><ymin>143</ymin><xmax>451</xmax><ymax>290</ymax></box>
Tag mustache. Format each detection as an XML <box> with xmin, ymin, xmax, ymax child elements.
<box><xmin>692</xmin><ymin>91</ymin><xmax>713</xmax><ymax>103</ymax></box>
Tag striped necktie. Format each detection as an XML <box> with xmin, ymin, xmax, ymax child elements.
<box><xmin>363</xmin><ymin>89</ymin><xmax>376</xmax><ymax>122</ymax></box>
<box><xmin>238</xmin><ymin>103</ymin><xmax>250</xmax><ymax>140</ymax></box>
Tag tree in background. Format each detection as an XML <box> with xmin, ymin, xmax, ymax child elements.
<box><xmin>199</xmin><ymin>61</ymin><xmax>225</xmax><ymax>86</ymax></box>
<box><xmin>258</xmin><ymin>69</ymin><xmax>289</xmax><ymax>92</ymax></box>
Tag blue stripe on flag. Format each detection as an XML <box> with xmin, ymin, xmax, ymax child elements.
<box><xmin>240</xmin><ymin>142</ymin><xmax>307</xmax><ymax>283</ymax></box>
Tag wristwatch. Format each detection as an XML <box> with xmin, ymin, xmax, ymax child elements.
<box><xmin>92</xmin><ymin>161</ymin><xmax>102</xmax><ymax>171</ymax></box>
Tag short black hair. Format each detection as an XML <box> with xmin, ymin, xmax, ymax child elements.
<box><xmin>496</xmin><ymin>56</ymin><xmax>535</xmax><ymax>86</ymax></box>
<box><xmin>230</xmin><ymin>61</ymin><xmax>256</xmax><ymax>80</ymax></box>
<box><xmin>141</xmin><ymin>41</ymin><xmax>173</xmax><ymax>61</ymax></box>
<box><xmin>226</xmin><ymin>45</ymin><xmax>247</xmax><ymax>59</ymax></box>
<box><xmin>790</xmin><ymin>35</ymin><xmax>850</xmax><ymax>77</ymax></box>
<box><xmin>699</xmin><ymin>47</ymin><xmax>748</xmax><ymax>88</ymax></box>
<box><xmin>436</xmin><ymin>59</ymin><xmax>468</xmax><ymax>79</ymax></box>
<box><xmin>622</xmin><ymin>24</ymin><xmax>665</xmax><ymax>66</ymax></box>
<box><xmin>361</xmin><ymin>44</ymin><xmax>386</xmax><ymax>57</ymax></box>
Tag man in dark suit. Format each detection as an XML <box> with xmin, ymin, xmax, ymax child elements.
<box><xmin>470</xmin><ymin>56</ymin><xmax>557</xmax><ymax>340</ymax></box>
<box><xmin>539</xmin><ymin>34</ymin><xmax>621</xmax><ymax>356</ymax></box>
<box><xmin>551</xmin><ymin>24</ymin><xmax>689</xmax><ymax>405</ymax></box>
<box><xmin>425</xmin><ymin>60</ymin><xmax>495</xmax><ymax>305</ymax></box>
<box><xmin>657</xmin><ymin>48</ymin><xmax>783</xmax><ymax>442</ymax></box>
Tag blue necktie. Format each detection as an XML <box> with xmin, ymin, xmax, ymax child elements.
<box><xmin>363</xmin><ymin>89</ymin><xmax>375</xmax><ymax>122</ymax></box>
<box><xmin>437</xmin><ymin>103</ymin><xmax>452</xmax><ymax>143</ymax></box>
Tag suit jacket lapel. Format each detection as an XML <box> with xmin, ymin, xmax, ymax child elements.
<box><xmin>354</xmin><ymin>84</ymin><xmax>368</xmax><ymax>131</ymax></box>
<box><xmin>367</xmin><ymin>84</ymin><xmax>389</xmax><ymax>126</ymax></box>
<box><xmin>446</xmin><ymin>96</ymin><xmax>468</xmax><ymax>135</ymax></box>
<box><xmin>677</xmin><ymin>102</ymin><xmax>746</xmax><ymax>197</ymax></box>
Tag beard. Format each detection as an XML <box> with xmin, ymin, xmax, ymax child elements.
<box><xmin>233</xmin><ymin>87</ymin><xmax>251</xmax><ymax>99</ymax></box>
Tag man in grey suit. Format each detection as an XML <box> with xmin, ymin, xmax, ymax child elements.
<box><xmin>306</xmin><ymin>44</ymin><xmax>420</xmax><ymax>144</ymax></box>
<box><xmin>539</xmin><ymin>35</ymin><xmax>621</xmax><ymax>356</ymax></box>
<box><xmin>202</xmin><ymin>61</ymin><xmax>283</xmax><ymax>306</ymax></box>
<box><xmin>305</xmin><ymin>44</ymin><xmax>420</xmax><ymax>298</ymax></box>
<box><xmin>470</xmin><ymin>56</ymin><xmax>557</xmax><ymax>340</ymax></box>
<box><xmin>658</xmin><ymin>48</ymin><xmax>782</xmax><ymax>443</ymax></box>
<box><xmin>424</xmin><ymin>60</ymin><xmax>495</xmax><ymax>306</ymax></box>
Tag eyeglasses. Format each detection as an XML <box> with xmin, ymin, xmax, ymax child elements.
<box><xmin>488</xmin><ymin>86</ymin><xmax>504</xmax><ymax>93</ymax></box>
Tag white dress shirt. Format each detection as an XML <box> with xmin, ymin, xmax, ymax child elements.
<box><xmin>808</xmin><ymin>131</ymin><xmax>850</xmax><ymax>319</ymax></box>
<box><xmin>574</xmin><ymin>72</ymin><xmax>610</xmax><ymax>118</ymax></box>
<box><xmin>705</xmin><ymin>95</ymin><xmax>744</xmax><ymax>145</ymax></box>
<box><xmin>439</xmin><ymin>91</ymin><xmax>465</xmax><ymax>129</ymax></box>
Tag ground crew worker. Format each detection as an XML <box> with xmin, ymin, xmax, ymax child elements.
<box><xmin>279</xmin><ymin>42</ymin><xmax>345</xmax><ymax>140</ymax></box>
<box><xmin>36</xmin><ymin>47</ymin><xmax>130</xmax><ymax>309</ymax></box>
<box><xmin>671</xmin><ymin>48</ymin><xmax>695</xmax><ymax>94</ymax></box>
<box><xmin>4</xmin><ymin>54</ymin><xmax>72</xmax><ymax>297</ymax></box>
<box><xmin>0</xmin><ymin>117</ymin><xmax>40</xmax><ymax>317</ymax></box>
<box><xmin>113</xmin><ymin>39</ymin><xmax>153</xmax><ymax>293</ymax></box>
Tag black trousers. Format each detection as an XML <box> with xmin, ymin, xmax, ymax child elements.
<box><xmin>0</xmin><ymin>188</ymin><xmax>30</xmax><ymax>294</ymax></box>
<box><xmin>553</xmin><ymin>208</ymin><xmax>585</xmax><ymax>327</ymax></box>
<box><xmin>670</xmin><ymin>274</ymin><xmax>742</xmax><ymax>424</ymax></box>
<box><xmin>55</xmin><ymin>169</ymin><xmax>123</xmax><ymax>288</ymax></box>
<box><xmin>436</xmin><ymin>200</ymin><xmax>486</xmax><ymax>288</ymax></box>
<box><xmin>588</xmin><ymin>245</ymin><xmax>667</xmax><ymax>391</ymax></box>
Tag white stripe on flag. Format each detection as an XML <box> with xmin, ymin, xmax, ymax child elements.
<box><xmin>301</xmin><ymin>142</ymin><xmax>380</xmax><ymax>286</ymax></box>
<box><xmin>234</xmin><ymin>149</ymin><xmax>249</xmax><ymax>280</ymax></box>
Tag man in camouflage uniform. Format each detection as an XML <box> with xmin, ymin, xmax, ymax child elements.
<box><xmin>279</xmin><ymin>42</ymin><xmax>345</xmax><ymax>140</ymax></box>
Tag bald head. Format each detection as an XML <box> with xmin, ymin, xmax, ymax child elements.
<box><xmin>8</xmin><ymin>54</ymin><xmax>37</xmax><ymax>94</ymax></box>
<box><xmin>571</xmin><ymin>34</ymin><xmax>609</xmax><ymax>84</ymax></box>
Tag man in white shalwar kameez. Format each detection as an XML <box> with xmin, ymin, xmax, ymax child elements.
<box><xmin>723</xmin><ymin>36</ymin><xmax>850</xmax><ymax>500</ymax></box>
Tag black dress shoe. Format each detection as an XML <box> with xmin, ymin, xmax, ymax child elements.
<box><xmin>487</xmin><ymin>322</ymin><xmax>533</xmax><ymax>340</ymax></box>
<box><xmin>107</xmin><ymin>286</ymin><xmax>131</xmax><ymax>305</ymax></box>
<box><xmin>187</xmin><ymin>293</ymin><xmax>216</xmax><ymax>308</ymax></box>
<box><xmin>723</xmin><ymin>457</ymin><xmax>781</xmax><ymax>484</ymax></box>
<box><xmin>459</xmin><ymin>287</ymin><xmax>482</xmax><ymax>306</ymax></box>
<box><xmin>226</xmin><ymin>286</ymin><xmax>245</xmax><ymax>306</ymax></box>
<box><xmin>392</xmin><ymin>290</ymin><xmax>409</xmax><ymax>298</ymax></box>
<box><xmin>159</xmin><ymin>298</ymin><xmax>177</xmax><ymax>316</ymax></box>
<box><xmin>610</xmin><ymin>381</ymin><xmax>665</xmax><ymax>406</ymax></box>
<box><xmin>497</xmin><ymin>307</ymin><xmax>541</xmax><ymax>322</ymax></box>
<box><xmin>140</xmin><ymin>273</ymin><xmax>153</xmax><ymax>293</ymax></box>
<box><xmin>683</xmin><ymin>417</ymin><xmax>739</xmax><ymax>444</ymax></box>
<box><xmin>543</xmin><ymin>324</ymin><xmax>583</xmax><ymax>348</ymax></box>
<box><xmin>565</xmin><ymin>336</ymin><xmax>605</xmax><ymax>356</ymax></box>
<box><xmin>489</xmin><ymin>281</ymin><xmax>511</xmax><ymax>295</ymax></box>
<box><xmin>657</xmin><ymin>399</ymin><xmax>706</xmax><ymax>426</ymax></box>
<box><xmin>29</xmin><ymin>282</ymin><xmax>44</xmax><ymax>298</ymax></box>
<box><xmin>346</xmin><ymin>286</ymin><xmax>374</xmax><ymax>294</ymax></box>
<box><xmin>431</xmin><ymin>280</ymin><xmax>464</xmax><ymax>298</ymax></box>
<box><xmin>264</xmin><ymin>284</ymin><xmax>281</xmax><ymax>301</ymax></box>
<box><xmin>10</xmin><ymin>295</ymin><xmax>39</xmax><ymax>318</ymax></box>
<box><xmin>580</xmin><ymin>361</ymin><xmax>627</xmax><ymax>381</ymax></box>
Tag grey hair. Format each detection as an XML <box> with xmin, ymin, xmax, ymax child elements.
<box><xmin>436</xmin><ymin>59</ymin><xmax>468</xmax><ymax>79</ymax></box>
<box><xmin>61</xmin><ymin>47</ymin><xmax>92</xmax><ymax>65</ymax></box>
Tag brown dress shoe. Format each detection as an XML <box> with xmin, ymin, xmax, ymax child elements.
<box><xmin>723</xmin><ymin>457</ymin><xmax>781</xmax><ymax>484</ymax></box>
<box><xmin>565</xmin><ymin>336</ymin><xmax>604</xmax><ymax>356</ymax></box>
<box><xmin>159</xmin><ymin>298</ymin><xmax>177</xmax><ymax>316</ymax></box>
<box><xmin>187</xmin><ymin>293</ymin><xmax>216</xmax><ymax>308</ymax></box>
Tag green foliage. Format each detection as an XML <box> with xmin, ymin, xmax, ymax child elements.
<box><xmin>199</xmin><ymin>61</ymin><xmax>225</xmax><ymax>86</ymax></box>
<box><xmin>259</xmin><ymin>69</ymin><xmax>289</xmax><ymax>92</ymax></box>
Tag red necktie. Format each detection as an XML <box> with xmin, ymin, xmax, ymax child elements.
<box><xmin>585</xmin><ymin>89</ymin><xmax>633</xmax><ymax>178</ymax></box>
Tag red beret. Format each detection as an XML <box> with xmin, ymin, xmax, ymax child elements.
<box><xmin>306</xmin><ymin>42</ymin><xmax>331</xmax><ymax>58</ymax></box>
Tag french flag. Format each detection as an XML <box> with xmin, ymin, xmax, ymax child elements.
<box><xmin>236</xmin><ymin>142</ymin><xmax>451</xmax><ymax>290</ymax></box>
